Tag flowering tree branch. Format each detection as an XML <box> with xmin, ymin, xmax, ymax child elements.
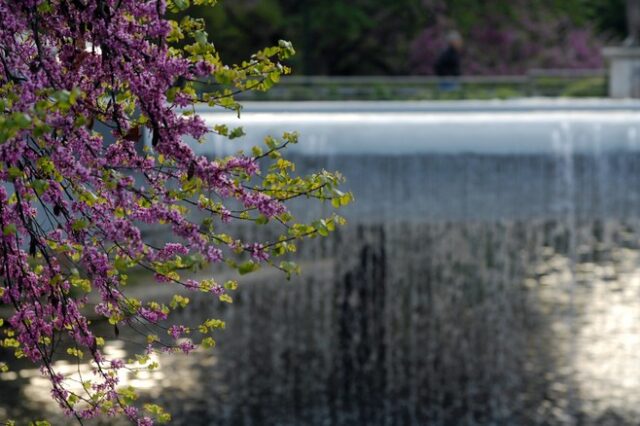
<box><xmin>0</xmin><ymin>0</ymin><xmax>351</xmax><ymax>424</ymax></box>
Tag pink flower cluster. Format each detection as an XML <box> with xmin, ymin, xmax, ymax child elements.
<box><xmin>0</xmin><ymin>0</ymin><xmax>307</xmax><ymax>423</ymax></box>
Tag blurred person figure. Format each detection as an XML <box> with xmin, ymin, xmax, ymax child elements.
<box><xmin>434</xmin><ymin>31</ymin><xmax>463</xmax><ymax>91</ymax></box>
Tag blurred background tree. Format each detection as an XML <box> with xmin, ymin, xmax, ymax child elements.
<box><xmin>177</xmin><ymin>0</ymin><xmax>628</xmax><ymax>76</ymax></box>
<box><xmin>180</xmin><ymin>0</ymin><xmax>427</xmax><ymax>75</ymax></box>
<box><xmin>584</xmin><ymin>0</ymin><xmax>626</xmax><ymax>39</ymax></box>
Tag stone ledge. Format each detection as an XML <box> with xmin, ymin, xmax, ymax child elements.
<box><xmin>603</xmin><ymin>46</ymin><xmax>640</xmax><ymax>59</ymax></box>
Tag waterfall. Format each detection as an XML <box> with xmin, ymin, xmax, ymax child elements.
<box><xmin>145</xmin><ymin>101</ymin><xmax>640</xmax><ymax>425</ymax></box>
<box><xmin>6</xmin><ymin>100</ymin><xmax>640</xmax><ymax>425</ymax></box>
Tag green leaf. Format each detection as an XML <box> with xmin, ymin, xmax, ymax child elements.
<box><xmin>173</xmin><ymin>0</ymin><xmax>190</xmax><ymax>10</ymax></box>
<box><xmin>224</xmin><ymin>280</ymin><xmax>238</xmax><ymax>290</ymax></box>
<box><xmin>194</xmin><ymin>29</ymin><xmax>208</xmax><ymax>44</ymax></box>
<box><xmin>201</xmin><ymin>337</ymin><xmax>216</xmax><ymax>348</ymax></box>
<box><xmin>279</xmin><ymin>261</ymin><xmax>300</xmax><ymax>280</ymax></box>
<box><xmin>238</xmin><ymin>260</ymin><xmax>259</xmax><ymax>275</ymax></box>
<box><xmin>264</xmin><ymin>135</ymin><xmax>278</xmax><ymax>149</ymax></box>
<box><xmin>71</xmin><ymin>219</ymin><xmax>88</xmax><ymax>231</ymax></box>
<box><xmin>7</xmin><ymin>166</ymin><xmax>22</xmax><ymax>179</ymax></box>
<box><xmin>11</xmin><ymin>112</ymin><xmax>31</xmax><ymax>128</ymax></box>
<box><xmin>228</xmin><ymin>127</ymin><xmax>245</xmax><ymax>139</ymax></box>
<box><xmin>219</xmin><ymin>294</ymin><xmax>233</xmax><ymax>304</ymax></box>
<box><xmin>213</xmin><ymin>124</ymin><xmax>228</xmax><ymax>136</ymax></box>
<box><xmin>2</xmin><ymin>224</ymin><xmax>16</xmax><ymax>236</ymax></box>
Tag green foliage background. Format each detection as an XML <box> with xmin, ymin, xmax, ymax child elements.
<box><xmin>176</xmin><ymin>0</ymin><xmax>625</xmax><ymax>76</ymax></box>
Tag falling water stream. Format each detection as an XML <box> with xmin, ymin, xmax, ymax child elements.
<box><xmin>4</xmin><ymin>100</ymin><xmax>640</xmax><ymax>425</ymax></box>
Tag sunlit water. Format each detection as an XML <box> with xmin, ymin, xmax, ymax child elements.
<box><xmin>4</xmin><ymin>100</ymin><xmax>640</xmax><ymax>425</ymax></box>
